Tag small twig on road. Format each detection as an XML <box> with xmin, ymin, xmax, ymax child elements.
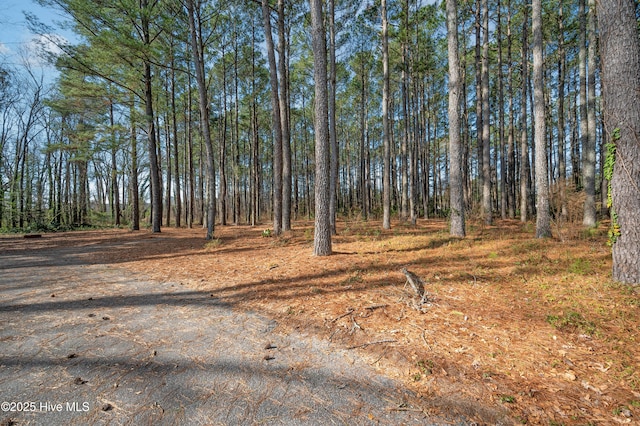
<box><xmin>369</xmin><ymin>348</ymin><xmax>388</xmax><ymax>366</ymax></box>
<box><xmin>347</xmin><ymin>339</ymin><xmax>396</xmax><ymax>350</ymax></box>
<box><xmin>329</xmin><ymin>328</ymin><xmax>341</xmax><ymax>341</ymax></box>
<box><xmin>387</xmin><ymin>406</ymin><xmax>424</xmax><ymax>413</ymax></box>
<box><xmin>331</xmin><ymin>308</ymin><xmax>354</xmax><ymax>323</ymax></box>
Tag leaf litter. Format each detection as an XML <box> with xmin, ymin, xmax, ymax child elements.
<box><xmin>4</xmin><ymin>218</ymin><xmax>639</xmax><ymax>424</ymax></box>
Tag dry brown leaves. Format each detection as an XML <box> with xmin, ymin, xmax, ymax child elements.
<box><xmin>7</xmin><ymin>219</ymin><xmax>639</xmax><ymax>424</ymax></box>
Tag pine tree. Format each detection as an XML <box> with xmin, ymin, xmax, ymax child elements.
<box><xmin>309</xmin><ymin>0</ymin><xmax>332</xmax><ymax>256</ymax></box>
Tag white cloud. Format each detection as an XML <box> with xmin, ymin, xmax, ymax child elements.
<box><xmin>19</xmin><ymin>33</ymin><xmax>67</xmax><ymax>67</ymax></box>
<box><xmin>30</xmin><ymin>33</ymin><xmax>66</xmax><ymax>57</ymax></box>
<box><xmin>0</xmin><ymin>43</ymin><xmax>10</xmax><ymax>55</ymax></box>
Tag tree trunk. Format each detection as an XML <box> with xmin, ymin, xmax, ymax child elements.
<box><xmin>171</xmin><ymin>46</ymin><xmax>181</xmax><ymax>228</ymax></box>
<box><xmin>497</xmin><ymin>0</ymin><xmax>506</xmax><ymax>220</ymax></box>
<box><xmin>381</xmin><ymin>0</ymin><xmax>391</xmax><ymax>230</ymax></box>
<box><xmin>251</xmin><ymin>19</ymin><xmax>260</xmax><ymax>226</ymax></box>
<box><xmin>557</xmin><ymin>1</ymin><xmax>567</xmax><ymax>220</ymax></box>
<box><xmin>136</xmin><ymin>5</ymin><xmax>161</xmax><ymax>231</ymax></box>
<box><xmin>447</xmin><ymin>0</ymin><xmax>465</xmax><ymax>238</ymax></box>
<box><xmin>400</xmin><ymin>0</ymin><xmax>410</xmax><ymax>222</ymax></box>
<box><xmin>578</xmin><ymin>0</ymin><xmax>589</xmax><ymax>193</ymax></box>
<box><xmin>219</xmin><ymin>47</ymin><xmax>228</xmax><ymax>226</ymax></box>
<box><xmin>186</xmin><ymin>69</ymin><xmax>195</xmax><ymax>228</ymax></box>
<box><xmin>164</xmin><ymin>89</ymin><xmax>172</xmax><ymax>228</ymax></box>
<box><xmin>143</xmin><ymin>60</ymin><xmax>161</xmax><ymax>233</ymax></box>
<box><xmin>141</xmin><ymin>0</ymin><xmax>161</xmax><ymax>233</ymax></box>
<box><xmin>130</xmin><ymin>98</ymin><xmax>140</xmax><ymax>231</ymax></box>
<box><xmin>583</xmin><ymin>0</ymin><xmax>597</xmax><ymax>227</ymax></box>
<box><xmin>506</xmin><ymin>2</ymin><xmax>516</xmax><ymax>219</ymax></box>
<box><xmin>262</xmin><ymin>0</ymin><xmax>283</xmax><ymax>236</ymax></box>
<box><xmin>580</xmin><ymin>0</ymin><xmax>596</xmax><ymax>227</ymax></box>
<box><xmin>532</xmin><ymin>0</ymin><xmax>551</xmax><ymax>238</ymax></box>
<box><xmin>328</xmin><ymin>0</ymin><xmax>339</xmax><ymax>234</ymax></box>
<box><xmin>233</xmin><ymin>28</ymin><xmax>241</xmax><ymax>225</ymax></box>
<box><xmin>309</xmin><ymin>0</ymin><xmax>332</xmax><ymax>256</ymax></box>
<box><xmin>278</xmin><ymin>0</ymin><xmax>292</xmax><ymax>232</ymax></box>
<box><xmin>474</xmin><ymin>0</ymin><xmax>483</xmax><ymax>217</ymax></box>
<box><xmin>597</xmin><ymin>0</ymin><xmax>640</xmax><ymax>284</ymax></box>
<box><xmin>359</xmin><ymin>57</ymin><xmax>368</xmax><ymax>221</ymax></box>
<box><xmin>570</xmin><ymin>71</ymin><xmax>581</xmax><ymax>188</ymax></box>
<box><xmin>481</xmin><ymin>0</ymin><xmax>492</xmax><ymax>225</ymax></box>
<box><xmin>186</xmin><ymin>0</ymin><xmax>216</xmax><ymax>239</ymax></box>
<box><xmin>109</xmin><ymin>102</ymin><xmax>120</xmax><ymax>226</ymax></box>
<box><xmin>520</xmin><ymin>6</ymin><xmax>530</xmax><ymax>223</ymax></box>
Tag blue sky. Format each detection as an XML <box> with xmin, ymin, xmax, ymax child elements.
<box><xmin>0</xmin><ymin>0</ymin><xmax>72</xmax><ymax>80</ymax></box>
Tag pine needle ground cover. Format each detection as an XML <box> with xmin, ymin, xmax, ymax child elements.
<box><xmin>12</xmin><ymin>220</ymin><xmax>638</xmax><ymax>424</ymax></box>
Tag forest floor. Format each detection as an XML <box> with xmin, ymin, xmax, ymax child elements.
<box><xmin>2</xmin><ymin>227</ymin><xmax>469</xmax><ymax>426</ymax></box>
<box><xmin>4</xmin><ymin>218</ymin><xmax>640</xmax><ymax>424</ymax></box>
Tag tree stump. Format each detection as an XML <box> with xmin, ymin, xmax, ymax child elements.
<box><xmin>400</xmin><ymin>268</ymin><xmax>429</xmax><ymax>312</ymax></box>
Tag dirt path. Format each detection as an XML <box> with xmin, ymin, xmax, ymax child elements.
<box><xmin>0</xmin><ymin>237</ymin><xmax>466</xmax><ymax>425</ymax></box>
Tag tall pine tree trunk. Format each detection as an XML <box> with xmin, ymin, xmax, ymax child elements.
<box><xmin>251</xmin><ymin>19</ymin><xmax>260</xmax><ymax>226</ymax></box>
<box><xmin>186</xmin><ymin>0</ymin><xmax>216</xmax><ymax>239</ymax></box>
<box><xmin>506</xmin><ymin>2</ymin><xmax>516</xmax><ymax>219</ymax></box>
<box><xmin>447</xmin><ymin>0</ymin><xmax>465</xmax><ymax>238</ymax></box>
<box><xmin>220</xmin><ymin>49</ymin><xmax>228</xmax><ymax>226</ymax></box>
<box><xmin>497</xmin><ymin>0</ymin><xmax>506</xmax><ymax>220</ymax></box>
<box><xmin>583</xmin><ymin>0</ymin><xmax>597</xmax><ymax>227</ymax></box>
<box><xmin>328</xmin><ymin>0</ymin><xmax>339</xmax><ymax>234</ymax></box>
<box><xmin>278</xmin><ymin>0</ymin><xmax>292</xmax><ymax>232</ymax></box>
<box><xmin>481</xmin><ymin>0</ymin><xmax>492</xmax><ymax>225</ymax></box>
<box><xmin>359</xmin><ymin>58</ymin><xmax>369</xmax><ymax>221</ymax></box>
<box><xmin>262</xmin><ymin>0</ymin><xmax>283</xmax><ymax>236</ymax></box>
<box><xmin>129</xmin><ymin>98</ymin><xmax>140</xmax><ymax>231</ymax></box>
<box><xmin>382</xmin><ymin>0</ymin><xmax>391</xmax><ymax>230</ymax></box>
<box><xmin>597</xmin><ymin>0</ymin><xmax>640</xmax><ymax>284</ymax></box>
<box><xmin>520</xmin><ymin>6</ymin><xmax>530</xmax><ymax>223</ymax></box>
<box><xmin>580</xmin><ymin>0</ymin><xmax>596</xmax><ymax>227</ymax></box>
<box><xmin>532</xmin><ymin>0</ymin><xmax>551</xmax><ymax>238</ymax></box>
<box><xmin>557</xmin><ymin>2</ymin><xmax>567</xmax><ymax>220</ymax></box>
<box><xmin>143</xmin><ymin>62</ymin><xmax>161</xmax><ymax>233</ymax></box>
<box><xmin>141</xmin><ymin>0</ymin><xmax>162</xmax><ymax>233</ymax></box>
<box><xmin>110</xmin><ymin>102</ymin><xmax>120</xmax><ymax>226</ymax></box>
<box><xmin>171</xmin><ymin>45</ymin><xmax>181</xmax><ymax>228</ymax></box>
<box><xmin>309</xmin><ymin>0</ymin><xmax>332</xmax><ymax>256</ymax></box>
<box><xmin>474</xmin><ymin>0</ymin><xmax>483</xmax><ymax>215</ymax></box>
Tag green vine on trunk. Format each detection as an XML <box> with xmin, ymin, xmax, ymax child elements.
<box><xmin>605</xmin><ymin>128</ymin><xmax>620</xmax><ymax>247</ymax></box>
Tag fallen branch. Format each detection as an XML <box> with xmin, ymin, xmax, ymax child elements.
<box><xmin>347</xmin><ymin>339</ymin><xmax>396</xmax><ymax>350</ymax></box>
<box><xmin>364</xmin><ymin>304</ymin><xmax>388</xmax><ymax>311</ymax></box>
<box><xmin>331</xmin><ymin>308</ymin><xmax>354</xmax><ymax>323</ymax></box>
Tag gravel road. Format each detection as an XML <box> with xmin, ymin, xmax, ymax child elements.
<box><xmin>0</xmin><ymin>236</ymin><xmax>466</xmax><ymax>425</ymax></box>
